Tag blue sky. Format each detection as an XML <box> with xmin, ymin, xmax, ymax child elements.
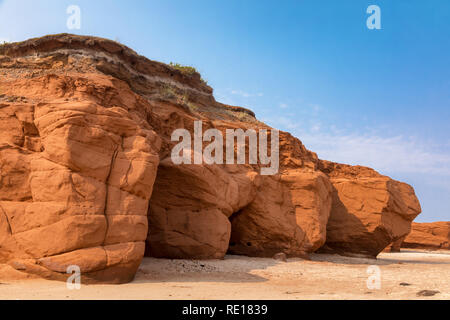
<box><xmin>1</xmin><ymin>0</ymin><xmax>449</xmax><ymax>222</ymax></box>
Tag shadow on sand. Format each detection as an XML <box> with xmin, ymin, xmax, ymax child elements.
<box><xmin>310</xmin><ymin>251</ymin><xmax>450</xmax><ymax>266</ymax></box>
<box><xmin>133</xmin><ymin>255</ymin><xmax>282</xmax><ymax>283</ymax></box>
<box><xmin>134</xmin><ymin>249</ymin><xmax>450</xmax><ymax>285</ymax></box>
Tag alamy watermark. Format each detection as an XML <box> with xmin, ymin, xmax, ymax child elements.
<box><xmin>67</xmin><ymin>5</ymin><xmax>81</xmax><ymax>30</ymax></box>
<box><xmin>366</xmin><ymin>5</ymin><xmax>381</xmax><ymax>30</ymax></box>
<box><xmin>171</xmin><ymin>121</ymin><xmax>279</xmax><ymax>175</ymax></box>
<box><xmin>366</xmin><ymin>265</ymin><xmax>381</xmax><ymax>290</ymax></box>
<box><xmin>66</xmin><ymin>265</ymin><xmax>81</xmax><ymax>290</ymax></box>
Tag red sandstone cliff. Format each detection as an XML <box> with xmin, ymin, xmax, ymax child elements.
<box><xmin>0</xmin><ymin>34</ymin><xmax>422</xmax><ymax>283</ymax></box>
<box><xmin>390</xmin><ymin>222</ymin><xmax>449</xmax><ymax>251</ymax></box>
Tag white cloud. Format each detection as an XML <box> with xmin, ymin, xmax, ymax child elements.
<box><xmin>269</xmin><ymin>116</ymin><xmax>301</xmax><ymax>130</ymax></box>
<box><xmin>309</xmin><ymin>104</ymin><xmax>321</xmax><ymax>112</ymax></box>
<box><xmin>230</xmin><ymin>89</ymin><xmax>263</xmax><ymax>98</ymax></box>
<box><xmin>214</xmin><ymin>88</ymin><xmax>264</xmax><ymax>106</ymax></box>
<box><xmin>214</xmin><ymin>91</ymin><xmax>236</xmax><ymax>106</ymax></box>
<box><xmin>265</xmin><ymin>102</ymin><xmax>450</xmax><ymax>177</ymax></box>
<box><xmin>310</xmin><ymin>123</ymin><xmax>321</xmax><ymax>133</ymax></box>
<box><xmin>298</xmin><ymin>131</ymin><xmax>450</xmax><ymax>176</ymax></box>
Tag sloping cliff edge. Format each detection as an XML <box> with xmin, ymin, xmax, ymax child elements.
<box><xmin>0</xmin><ymin>34</ymin><xmax>421</xmax><ymax>283</ymax></box>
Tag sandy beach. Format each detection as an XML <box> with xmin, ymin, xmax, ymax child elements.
<box><xmin>1</xmin><ymin>249</ymin><xmax>448</xmax><ymax>300</ymax></box>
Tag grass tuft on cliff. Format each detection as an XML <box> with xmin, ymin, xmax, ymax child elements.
<box><xmin>169</xmin><ymin>62</ymin><xmax>198</xmax><ymax>75</ymax></box>
<box><xmin>169</xmin><ymin>62</ymin><xmax>208</xmax><ymax>85</ymax></box>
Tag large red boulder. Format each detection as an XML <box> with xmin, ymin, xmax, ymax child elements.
<box><xmin>401</xmin><ymin>222</ymin><xmax>450</xmax><ymax>250</ymax></box>
<box><xmin>318</xmin><ymin>161</ymin><xmax>422</xmax><ymax>258</ymax></box>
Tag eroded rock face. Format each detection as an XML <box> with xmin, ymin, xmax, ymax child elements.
<box><xmin>146</xmin><ymin>160</ymin><xmax>256</xmax><ymax>259</ymax></box>
<box><xmin>228</xmin><ymin>170</ymin><xmax>332</xmax><ymax>257</ymax></box>
<box><xmin>318</xmin><ymin>161</ymin><xmax>422</xmax><ymax>258</ymax></box>
<box><xmin>0</xmin><ymin>37</ymin><xmax>162</xmax><ymax>283</ymax></box>
<box><xmin>0</xmin><ymin>91</ymin><xmax>160</xmax><ymax>282</ymax></box>
<box><xmin>281</xmin><ymin>170</ymin><xmax>332</xmax><ymax>252</ymax></box>
<box><xmin>0</xmin><ymin>34</ymin><xmax>423</xmax><ymax>283</ymax></box>
<box><xmin>400</xmin><ymin>222</ymin><xmax>450</xmax><ymax>250</ymax></box>
<box><xmin>385</xmin><ymin>235</ymin><xmax>407</xmax><ymax>252</ymax></box>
